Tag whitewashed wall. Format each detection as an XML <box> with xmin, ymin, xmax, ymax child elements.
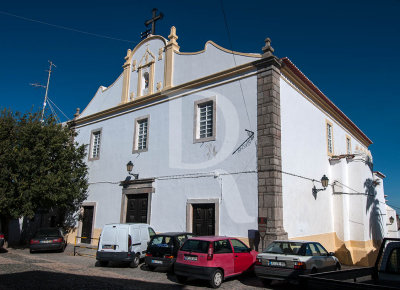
<box><xmin>75</xmin><ymin>37</ymin><xmax>260</xmax><ymax>238</ymax></box>
<box><xmin>174</xmin><ymin>42</ymin><xmax>259</xmax><ymax>86</ymax></box>
<box><xmin>280</xmin><ymin>75</ymin><xmax>386</xmax><ymax>243</ymax></box>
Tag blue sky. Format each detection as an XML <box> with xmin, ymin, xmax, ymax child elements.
<box><xmin>0</xmin><ymin>0</ymin><xmax>399</xmax><ymax>212</ymax></box>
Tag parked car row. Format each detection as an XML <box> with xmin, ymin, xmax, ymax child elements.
<box><xmin>18</xmin><ymin>224</ymin><xmax>341</xmax><ymax>288</ymax></box>
<box><xmin>94</xmin><ymin>223</ymin><xmax>341</xmax><ymax>288</ymax></box>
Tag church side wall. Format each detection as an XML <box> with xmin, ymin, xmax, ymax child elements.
<box><xmin>72</xmin><ymin>74</ymin><xmax>259</xmax><ymax>243</ymax></box>
<box><xmin>280</xmin><ymin>75</ymin><xmax>386</xmax><ymax>266</ymax></box>
<box><xmin>280</xmin><ymin>76</ymin><xmax>334</xmax><ymax>239</ymax></box>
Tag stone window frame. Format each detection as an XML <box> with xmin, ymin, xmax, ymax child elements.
<box><xmin>326</xmin><ymin>120</ymin><xmax>334</xmax><ymax>157</ymax></box>
<box><xmin>346</xmin><ymin>135</ymin><xmax>352</xmax><ymax>154</ymax></box>
<box><xmin>120</xmin><ymin>179</ymin><xmax>155</xmax><ymax>224</ymax></box>
<box><xmin>193</xmin><ymin>96</ymin><xmax>216</xmax><ymax>143</ymax></box>
<box><xmin>88</xmin><ymin>128</ymin><xmax>102</xmax><ymax>161</ymax></box>
<box><xmin>77</xmin><ymin>202</ymin><xmax>96</xmax><ymax>245</ymax></box>
<box><xmin>132</xmin><ymin>115</ymin><xmax>150</xmax><ymax>153</ymax></box>
<box><xmin>186</xmin><ymin>198</ymin><xmax>219</xmax><ymax>235</ymax></box>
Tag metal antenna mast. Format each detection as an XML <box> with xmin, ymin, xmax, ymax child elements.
<box><xmin>31</xmin><ymin>61</ymin><xmax>56</xmax><ymax>122</ymax></box>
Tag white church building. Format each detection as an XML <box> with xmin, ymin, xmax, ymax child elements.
<box><xmin>69</xmin><ymin>26</ymin><xmax>395</xmax><ymax>266</ymax></box>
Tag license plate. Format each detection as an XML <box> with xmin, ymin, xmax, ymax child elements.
<box><xmin>184</xmin><ymin>256</ymin><xmax>197</xmax><ymax>261</ymax></box>
<box><xmin>152</xmin><ymin>260</ymin><xmax>163</xmax><ymax>264</ymax></box>
<box><xmin>102</xmin><ymin>245</ymin><xmax>114</xmax><ymax>249</ymax></box>
<box><xmin>41</xmin><ymin>240</ymin><xmax>52</xmax><ymax>244</ymax></box>
<box><xmin>269</xmin><ymin>260</ymin><xmax>286</xmax><ymax>267</ymax></box>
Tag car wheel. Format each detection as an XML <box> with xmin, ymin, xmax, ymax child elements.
<box><xmin>95</xmin><ymin>260</ymin><xmax>108</xmax><ymax>267</ymax></box>
<box><xmin>311</xmin><ymin>268</ymin><xmax>317</xmax><ymax>274</ymax></box>
<box><xmin>209</xmin><ymin>269</ymin><xmax>223</xmax><ymax>288</ymax></box>
<box><xmin>262</xmin><ymin>278</ymin><xmax>272</xmax><ymax>286</ymax></box>
<box><xmin>129</xmin><ymin>254</ymin><xmax>140</xmax><ymax>268</ymax></box>
<box><xmin>147</xmin><ymin>265</ymin><xmax>156</xmax><ymax>271</ymax></box>
<box><xmin>167</xmin><ymin>264</ymin><xmax>175</xmax><ymax>274</ymax></box>
<box><xmin>176</xmin><ymin>275</ymin><xmax>187</xmax><ymax>284</ymax></box>
<box><xmin>335</xmin><ymin>263</ymin><xmax>341</xmax><ymax>271</ymax></box>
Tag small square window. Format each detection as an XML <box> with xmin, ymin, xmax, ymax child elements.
<box><xmin>89</xmin><ymin>129</ymin><xmax>102</xmax><ymax>160</ymax></box>
<box><xmin>194</xmin><ymin>97</ymin><xmax>216</xmax><ymax>143</ymax></box>
<box><xmin>133</xmin><ymin>116</ymin><xmax>149</xmax><ymax>153</ymax></box>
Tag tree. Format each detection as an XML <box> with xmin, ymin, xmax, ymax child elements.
<box><xmin>0</xmin><ymin>109</ymin><xmax>88</xmax><ymax>233</ymax></box>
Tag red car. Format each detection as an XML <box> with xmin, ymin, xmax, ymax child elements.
<box><xmin>174</xmin><ymin>236</ymin><xmax>257</xmax><ymax>288</ymax></box>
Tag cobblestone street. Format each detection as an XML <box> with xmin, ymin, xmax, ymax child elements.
<box><xmin>0</xmin><ymin>246</ymin><xmax>299</xmax><ymax>290</ymax></box>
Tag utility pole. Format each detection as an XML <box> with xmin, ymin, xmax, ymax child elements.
<box><xmin>31</xmin><ymin>61</ymin><xmax>56</xmax><ymax>122</ymax></box>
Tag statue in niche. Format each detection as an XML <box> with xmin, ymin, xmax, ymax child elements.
<box><xmin>142</xmin><ymin>68</ymin><xmax>150</xmax><ymax>96</ymax></box>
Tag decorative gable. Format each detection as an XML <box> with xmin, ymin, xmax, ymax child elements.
<box><xmin>136</xmin><ymin>48</ymin><xmax>156</xmax><ymax>97</ymax></box>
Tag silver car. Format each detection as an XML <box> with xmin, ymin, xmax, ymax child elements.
<box><xmin>254</xmin><ymin>240</ymin><xmax>341</xmax><ymax>285</ymax></box>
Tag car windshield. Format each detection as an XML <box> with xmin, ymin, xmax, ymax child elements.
<box><xmin>34</xmin><ymin>228</ymin><xmax>60</xmax><ymax>238</ymax></box>
<box><xmin>149</xmin><ymin>235</ymin><xmax>173</xmax><ymax>247</ymax></box>
<box><xmin>263</xmin><ymin>241</ymin><xmax>304</xmax><ymax>255</ymax></box>
<box><xmin>180</xmin><ymin>239</ymin><xmax>209</xmax><ymax>253</ymax></box>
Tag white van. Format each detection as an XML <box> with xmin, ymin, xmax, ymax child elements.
<box><xmin>96</xmin><ymin>223</ymin><xmax>156</xmax><ymax>268</ymax></box>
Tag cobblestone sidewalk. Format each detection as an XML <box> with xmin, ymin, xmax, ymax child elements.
<box><xmin>0</xmin><ymin>247</ymin><xmax>296</xmax><ymax>290</ymax></box>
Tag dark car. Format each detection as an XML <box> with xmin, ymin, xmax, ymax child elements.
<box><xmin>145</xmin><ymin>232</ymin><xmax>193</xmax><ymax>270</ymax></box>
<box><xmin>30</xmin><ymin>227</ymin><xmax>67</xmax><ymax>253</ymax></box>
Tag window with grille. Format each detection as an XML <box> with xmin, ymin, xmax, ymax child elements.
<box><xmin>133</xmin><ymin>116</ymin><xmax>149</xmax><ymax>152</ymax></box>
<box><xmin>137</xmin><ymin>119</ymin><xmax>148</xmax><ymax>150</ymax></box>
<box><xmin>194</xmin><ymin>98</ymin><xmax>216</xmax><ymax>142</ymax></box>
<box><xmin>199</xmin><ymin>102</ymin><xmax>213</xmax><ymax>138</ymax></box>
<box><xmin>326</xmin><ymin>122</ymin><xmax>333</xmax><ymax>155</ymax></box>
<box><xmin>89</xmin><ymin>129</ymin><xmax>101</xmax><ymax>160</ymax></box>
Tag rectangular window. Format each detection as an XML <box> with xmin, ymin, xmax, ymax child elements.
<box><xmin>199</xmin><ymin>102</ymin><xmax>213</xmax><ymax>138</ymax></box>
<box><xmin>326</xmin><ymin>121</ymin><xmax>333</xmax><ymax>156</ymax></box>
<box><xmin>137</xmin><ymin>119</ymin><xmax>148</xmax><ymax>150</ymax></box>
<box><xmin>89</xmin><ymin>129</ymin><xmax>102</xmax><ymax>160</ymax></box>
<box><xmin>194</xmin><ymin>97</ymin><xmax>216</xmax><ymax>143</ymax></box>
<box><xmin>346</xmin><ymin>136</ymin><xmax>351</xmax><ymax>154</ymax></box>
<box><xmin>133</xmin><ymin>116</ymin><xmax>149</xmax><ymax>153</ymax></box>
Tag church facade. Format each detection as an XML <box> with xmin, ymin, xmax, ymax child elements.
<box><xmin>70</xmin><ymin>27</ymin><xmax>394</xmax><ymax>266</ymax></box>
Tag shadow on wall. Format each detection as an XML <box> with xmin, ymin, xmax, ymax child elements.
<box><xmin>334</xmin><ymin>243</ymin><xmax>380</xmax><ymax>266</ymax></box>
<box><xmin>334</xmin><ymin>244</ymin><xmax>353</xmax><ymax>265</ymax></box>
<box><xmin>357</xmin><ymin>247</ymin><xmax>379</xmax><ymax>266</ymax></box>
<box><xmin>364</xmin><ymin>178</ymin><xmax>384</xmax><ymax>248</ymax></box>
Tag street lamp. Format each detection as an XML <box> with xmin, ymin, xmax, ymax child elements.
<box><xmin>312</xmin><ymin>175</ymin><xmax>329</xmax><ymax>197</ymax></box>
<box><xmin>389</xmin><ymin>216</ymin><xmax>394</xmax><ymax>225</ymax></box>
<box><xmin>126</xmin><ymin>161</ymin><xmax>139</xmax><ymax>179</ymax></box>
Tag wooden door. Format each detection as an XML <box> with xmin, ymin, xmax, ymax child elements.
<box><xmin>126</xmin><ymin>194</ymin><xmax>148</xmax><ymax>223</ymax></box>
<box><xmin>192</xmin><ymin>203</ymin><xmax>215</xmax><ymax>236</ymax></box>
<box><xmin>81</xmin><ymin>206</ymin><xmax>94</xmax><ymax>244</ymax></box>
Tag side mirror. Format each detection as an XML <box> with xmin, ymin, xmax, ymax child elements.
<box><xmin>328</xmin><ymin>252</ymin><xmax>335</xmax><ymax>256</ymax></box>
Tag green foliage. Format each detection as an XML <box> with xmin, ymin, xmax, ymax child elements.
<box><xmin>0</xmin><ymin>109</ymin><xmax>88</xmax><ymax>227</ymax></box>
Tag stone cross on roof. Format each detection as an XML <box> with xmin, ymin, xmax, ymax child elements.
<box><xmin>144</xmin><ymin>8</ymin><xmax>164</xmax><ymax>35</ymax></box>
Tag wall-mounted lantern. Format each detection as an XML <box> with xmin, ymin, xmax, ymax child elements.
<box><xmin>126</xmin><ymin>161</ymin><xmax>139</xmax><ymax>180</ymax></box>
<box><xmin>389</xmin><ymin>216</ymin><xmax>395</xmax><ymax>225</ymax></box>
<box><xmin>312</xmin><ymin>175</ymin><xmax>329</xmax><ymax>197</ymax></box>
